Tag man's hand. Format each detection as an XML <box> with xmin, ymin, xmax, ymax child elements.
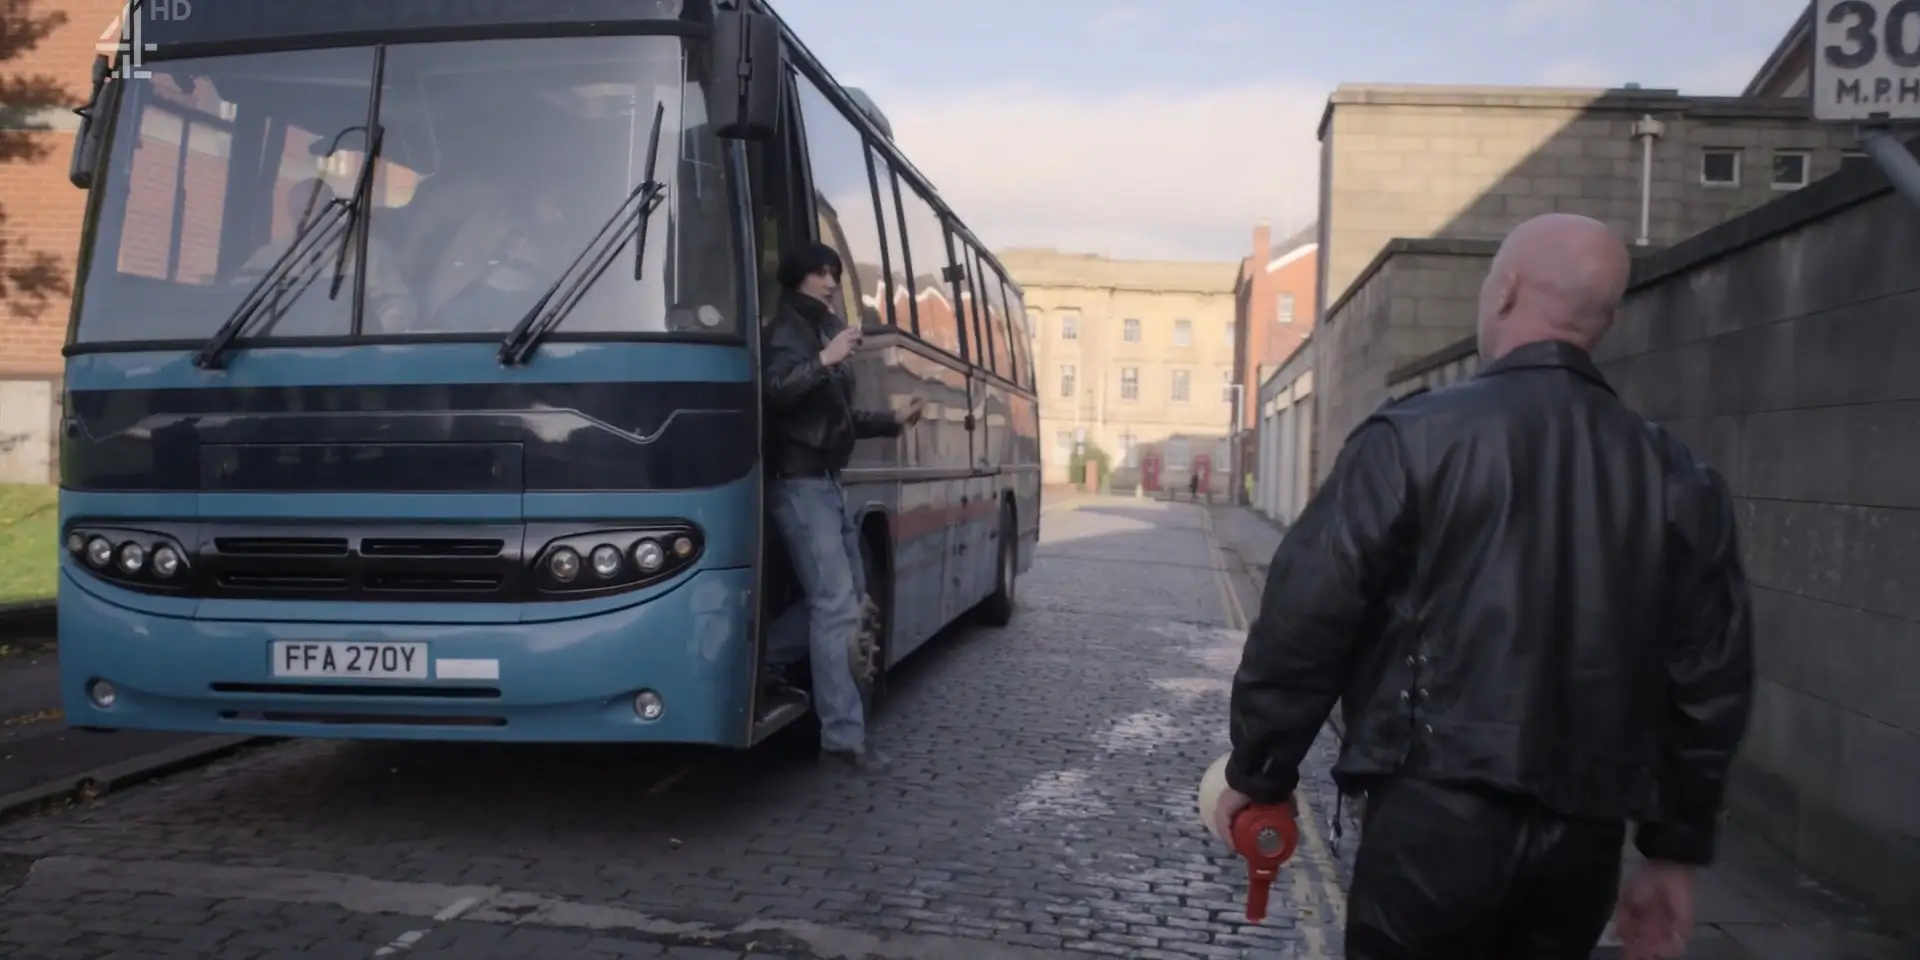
<box><xmin>1210</xmin><ymin>786</ymin><xmax>1255</xmax><ymax>844</ymax></box>
<box><xmin>1615</xmin><ymin>860</ymin><xmax>1696</xmax><ymax>959</ymax></box>
<box><xmin>899</xmin><ymin>396</ymin><xmax>926</xmax><ymax>428</ymax></box>
<box><xmin>819</xmin><ymin>327</ymin><xmax>862</xmax><ymax>367</ymax></box>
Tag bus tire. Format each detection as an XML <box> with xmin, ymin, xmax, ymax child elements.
<box><xmin>855</xmin><ymin>529</ymin><xmax>890</xmax><ymax>716</ymax></box>
<box><xmin>976</xmin><ymin>501</ymin><xmax>1017</xmax><ymax>627</ymax></box>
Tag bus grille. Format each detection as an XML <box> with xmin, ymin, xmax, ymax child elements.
<box><xmin>199</xmin><ymin>525</ymin><xmax>522</xmax><ymax>602</ymax></box>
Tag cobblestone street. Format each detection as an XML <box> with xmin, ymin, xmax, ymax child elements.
<box><xmin>0</xmin><ymin>500</ymin><xmax>1354</xmax><ymax>959</ymax></box>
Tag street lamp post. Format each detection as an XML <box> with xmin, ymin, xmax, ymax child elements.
<box><xmin>1224</xmin><ymin>382</ymin><xmax>1245</xmax><ymax>506</ymax></box>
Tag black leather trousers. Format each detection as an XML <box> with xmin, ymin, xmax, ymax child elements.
<box><xmin>1345</xmin><ymin>776</ymin><xmax>1626</xmax><ymax>959</ymax></box>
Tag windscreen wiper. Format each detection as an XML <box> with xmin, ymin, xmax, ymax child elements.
<box><xmin>330</xmin><ymin>124</ymin><xmax>384</xmax><ymax>299</ymax></box>
<box><xmin>499</xmin><ymin>102</ymin><xmax>668</xmax><ymax>366</ymax></box>
<box><xmin>193</xmin><ymin>196</ymin><xmax>352</xmax><ymax>369</ymax></box>
<box><xmin>193</xmin><ymin>125</ymin><xmax>381</xmax><ymax>370</ymax></box>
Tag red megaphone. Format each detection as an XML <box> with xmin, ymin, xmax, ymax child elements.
<box><xmin>1228</xmin><ymin>801</ymin><xmax>1300</xmax><ymax>922</ymax></box>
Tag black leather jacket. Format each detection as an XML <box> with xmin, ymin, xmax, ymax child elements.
<box><xmin>761</xmin><ymin>290</ymin><xmax>900</xmax><ymax>478</ymax></box>
<box><xmin>1226</xmin><ymin>341</ymin><xmax>1754</xmax><ymax>866</ymax></box>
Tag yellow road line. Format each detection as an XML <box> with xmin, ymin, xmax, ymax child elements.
<box><xmin>1198</xmin><ymin>505</ymin><xmax>1349</xmax><ymax>944</ymax></box>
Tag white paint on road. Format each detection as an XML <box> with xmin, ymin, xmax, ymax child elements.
<box><xmin>369</xmin><ymin>895</ymin><xmax>482</xmax><ymax>957</ymax></box>
<box><xmin>1150</xmin><ymin>676</ymin><xmax>1232</xmax><ymax>698</ymax></box>
<box><xmin>1001</xmin><ymin>768</ymin><xmax>1111</xmax><ymax>822</ymax></box>
<box><xmin>1092</xmin><ymin>709</ymin><xmax>1182</xmax><ymax>754</ymax></box>
<box><xmin>22</xmin><ymin>855</ymin><xmax>1069</xmax><ymax>960</ymax></box>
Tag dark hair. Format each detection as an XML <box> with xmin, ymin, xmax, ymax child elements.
<box><xmin>776</xmin><ymin>242</ymin><xmax>843</xmax><ymax>290</ymax></box>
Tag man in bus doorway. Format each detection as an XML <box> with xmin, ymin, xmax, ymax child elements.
<box><xmin>1212</xmin><ymin>214</ymin><xmax>1754</xmax><ymax>959</ymax></box>
<box><xmin>761</xmin><ymin>242</ymin><xmax>924</xmax><ymax>773</ymax></box>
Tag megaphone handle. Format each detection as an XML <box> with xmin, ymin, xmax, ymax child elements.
<box><xmin>1244</xmin><ymin>864</ymin><xmax>1276</xmax><ymax>922</ymax></box>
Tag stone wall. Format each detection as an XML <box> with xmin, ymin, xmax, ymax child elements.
<box><xmin>1315</xmin><ymin>85</ymin><xmax>1860</xmax><ymax>326</ymax></box>
<box><xmin>1386</xmin><ymin>335</ymin><xmax>1479</xmax><ymax>400</ymax></box>
<box><xmin>1314</xmin><ymin>238</ymin><xmax>1495</xmax><ymax>483</ymax></box>
<box><xmin>1594</xmin><ymin>149</ymin><xmax>1920</xmax><ymax>926</ymax></box>
<box><xmin>1002</xmin><ymin>248</ymin><xmax>1239</xmax><ymax>485</ymax></box>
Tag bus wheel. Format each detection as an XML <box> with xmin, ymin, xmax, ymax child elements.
<box><xmin>976</xmin><ymin>502</ymin><xmax>1017</xmax><ymax>627</ymax></box>
<box><xmin>854</xmin><ymin>532</ymin><xmax>889</xmax><ymax>714</ymax></box>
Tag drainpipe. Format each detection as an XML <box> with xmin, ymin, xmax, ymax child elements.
<box><xmin>1860</xmin><ymin>125</ymin><xmax>1920</xmax><ymax>211</ymax></box>
<box><xmin>1630</xmin><ymin>114</ymin><xmax>1665</xmax><ymax>247</ymax></box>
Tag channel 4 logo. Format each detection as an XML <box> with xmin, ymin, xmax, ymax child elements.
<box><xmin>95</xmin><ymin>0</ymin><xmax>192</xmax><ymax>81</ymax></box>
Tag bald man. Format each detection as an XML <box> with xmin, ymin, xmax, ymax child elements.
<box><xmin>1214</xmin><ymin>214</ymin><xmax>1754</xmax><ymax>959</ymax></box>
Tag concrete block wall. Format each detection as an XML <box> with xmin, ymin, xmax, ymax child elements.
<box><xmin>1315</xmin><ymin>86</ymin><xmax>1859</xmax><ymax>329</ymax></box>
<box><xmin>1314</xmin><ymin>238</ymin><xmax>1495</xmax><ymax>483</ymax></box>
<box><xmin>1386</xmin><ymin>335</ymin><xmax>1480</xmax><ymax>400</ymax></box>
<box><xmin>1596</xmin><ymin>153</ymin><xmax>1920</xmax><ymax>927</ymax></box>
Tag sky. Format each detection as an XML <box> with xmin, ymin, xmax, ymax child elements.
<box><xmin>776</xmin><ymin>0</ymin><xmax>1813</xmax><ymax>263</ymax></box>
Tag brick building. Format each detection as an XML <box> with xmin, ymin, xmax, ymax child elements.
<box><xmin>2</xmin><ymin>0</ymin><xmax>120</xmax><ymax>370</ymax></box>
<box><xmin>0</xmin><ymin>0</ymin><xmax>122</xmax><ymax>481</ymax></box>
<box><xmin>1226</xmin><ymin>221</ymin><xmax>1315</xmax><ymax>503</ymax></box>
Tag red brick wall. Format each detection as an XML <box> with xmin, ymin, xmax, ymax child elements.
<box><xmin>0</xmin><ymin>133</ymin><xmax>84</xmax><ymax>372</ymax></box>
<box><xmin>1231</xmin><ymin>225</ymin><xmax>1319</xmax><ymax>431</ymax></box>
<box><xmin>1</xmin><ymin>0</ymin><xmax>124</xmax><ymax>374</ymax></box>
<box><xmin>1264</xmin><ymin>248</ymin><xmax>1316</xmax><ymax>369</ymax></box>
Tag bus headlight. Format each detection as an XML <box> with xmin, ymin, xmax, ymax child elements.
<box><xmin>548</xmin><ymin>547</ymin><xmax>581</xmax><ymax>582</ymax></box>
<box><xmin>528</xmin><ymin>524</ymin><xmax>704</xmax><ymax>597</ymax></box>
<box><xmin>65</xmin><ymin>524</ymin><xmax>193</xmax><ymax>593</ymax></box>
<box><xmin>151</xmin><ymin>545</ymin><xmax>183</xmax><ymax>579</ymax></box>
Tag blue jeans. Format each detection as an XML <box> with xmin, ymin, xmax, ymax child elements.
<box><xmin>765</xmin><ymin>476</ymin><xmax>867</xmax><ymax>752</ymax></box>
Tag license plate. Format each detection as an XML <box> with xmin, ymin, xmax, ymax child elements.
<box><xmin>271</xmin><ymin>641</ymin><xmax>427</xmax><ymax>679</ymax></box>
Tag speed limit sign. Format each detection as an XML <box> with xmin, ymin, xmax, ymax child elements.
<box><xmin>1815</xmin><ymin>0</ymin><xmax>1920</xmax><ymax>121</ymax></box>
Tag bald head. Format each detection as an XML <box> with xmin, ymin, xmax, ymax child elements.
<box><xmin>1476</xmin><ymin>214</ymin><xmax>1630</xmax><ymax>360</ymax></box>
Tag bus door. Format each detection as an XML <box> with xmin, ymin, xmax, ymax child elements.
<box><xmin>960</xmin><ymin>243</ymin><xmax>1012</xmax><ymax>597</ymax></box>
<box><xmin>942</xmin><ymin>233</ymin><xmax>991</xmax><ymax>609</ymax></box>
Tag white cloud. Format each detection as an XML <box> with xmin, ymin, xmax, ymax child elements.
<box><xmin>869</xmin><ymin>82</ymin><xmax>1326</xmax><ymax>262</ymax></box>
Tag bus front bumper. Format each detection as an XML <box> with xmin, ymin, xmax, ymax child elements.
<box><xmin>57</xmin><ymin>568</ymin><xmax>757</xmax><ymax>746</ymax></box>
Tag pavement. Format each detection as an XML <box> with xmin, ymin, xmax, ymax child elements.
<box><xmin>0</xmin><ymin>500</ymin><xmax>1902</xmax><ymax>958</ymax></box>
<box><xmin>1209</xmin><ymin>502</ymin><xmax>1916</xmax><ymax>960</ymax></box>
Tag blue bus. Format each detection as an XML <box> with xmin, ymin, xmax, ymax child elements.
<box><xmin>56</xmin><ymin>0</ymin><xmax>1041</xmax><ymax>747</ymax></box>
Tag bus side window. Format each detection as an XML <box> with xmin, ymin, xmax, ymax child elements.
<box><xmin>794</xmin><ymin>72</ymin><xmax>889</xmax><ymax>329</ymax></box>
<box><xmin>751</xmin><ymin>79</ymin><xmax>806</xmax><ymax>321</ymax></box>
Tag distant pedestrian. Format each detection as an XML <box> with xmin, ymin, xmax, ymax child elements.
<box><xmin>1211</xmin><ymin>213</ymin><xmax>1754</xmax><ymax>959</ymax></box>
<box><xmin>1188</xmin><ymin>472</ymin><xmax>1199</xmax><ymax>501</ymax></box>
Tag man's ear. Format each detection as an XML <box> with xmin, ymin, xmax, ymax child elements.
<box><xmin>1494</xmin><ymin>270</ymin><xmax>1519</xmax><ymax>318</ymax></box>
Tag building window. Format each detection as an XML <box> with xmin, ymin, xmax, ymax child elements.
<box><xmin>1055</xmin><ymin>430</ymin><xmax>1073</xmax><ymax>452</ymax></box>
<box><xmin>1170</xmin><ymin>369</ymin><xmax>1191</xmax><ymax>403</ymax></box>
<box><xmin>1771</xmin><ymin>150</ymin><xmax>1810</xmax><ymax>190</ymax></box>
<box><xmin>1120</xmin><ymin>367</ymin><xmax>1139</xmax><ymax>401</ymax></box>
<box><xmin>1276</xmin><ymin>291</ymin><xmax>1295</xmax><ymax>323</ymax></box>
<box><xmin>1701</xmin><ymin>148</ymin><xmax>1740</xmax><ymax>186</ymax></box>
<box><xmin>1117</xmin><ymin>432</ymin><xmax>1136</xmax><ymax>465</ymax></box>
<box><xmin>1221</xmin><ymin>368</ymin><xmax>1236</xmax><ymax>404</ymax></box>
<box><xmin>1122</xmin><ymin>318</ymin><xmax>1141</xmax><ymax>342</ymax></box>
<box><xmin>1059</xmin><ymin>363</ymin><xmax>1076</xmax><ymax>399</ymax></box>
<box><xmin>1172</xmin><ymin>319</ymin><xmax>1192</xmax><ymax>346</ymax></box>
<box><xmin>1059</xmin><ymin>310</ymin><xmax>1079</xmax><ymax>340</ymax></box>
<box><xmin>1225</xmin><ymin>320</ymin><xmax>1236</xmax><ymax>348</ymax></box>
